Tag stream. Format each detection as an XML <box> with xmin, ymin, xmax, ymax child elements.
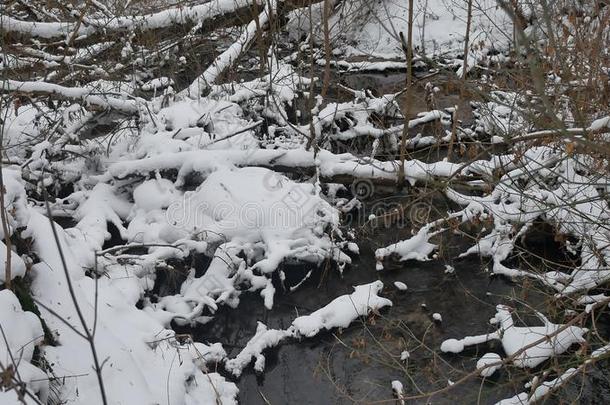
<box><xmin>179</xmin><ymin>221</ymin><xmax>610</xmax><ymax>404</ymax></box>
<box><xmin>171</xmin><ymin>70</ymin><xmax>610</xmax><ymax>404</ymax></box>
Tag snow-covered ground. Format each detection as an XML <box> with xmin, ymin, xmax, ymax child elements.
<box><xmin>287</xmin><ymin>0</ymin><xmax>513</xmax><ymax>73</ymax></box>
<box><xmin>339</xmin><ymin>0</ymin><xmax>513</xmax><ymax>59</ymax></box>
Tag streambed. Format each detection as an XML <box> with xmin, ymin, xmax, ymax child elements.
<box><xmin>173</xmin><ymin>71</ymin><xmax>609</xmax><ymax>404</ymax></box>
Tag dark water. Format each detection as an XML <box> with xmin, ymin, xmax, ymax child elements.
<box><xmin>170</xmin><ymin>72</ymin><xmax>610</xmax><ymax>404</ymax></box>
<box><xmin>183</xmin><ymin>219</ymin><xmax>552</xmax><ymax>405</ymax></box>
<box><xmin>173</xmin><ymin>186</ymin><xmax>610</xmax><ymax>405</ymax></box>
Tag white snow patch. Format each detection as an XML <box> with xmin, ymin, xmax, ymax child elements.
<box><xmin>392</xmin><ymin>380</ymin><xmax>405</xmax><ymax>405</ymax></box>
<box><xmin>477</xmin><ymin>352</ymin><xmax>502</xmax><ymax>377</ymax></box>
<box><xmin>394</xmin><ymin>281</ymin><xmax>408</xmax><ymax>291</ymax></box>
<box><xmin>441</xmin><ymin>305</ymin><xmax>587</xmax><ymax>368</ymax></box>
<box><xmin>225</xmin><ymin>322</ymin><xmax>293</xmax><ymax>377</ymax></box>
<box><xmin>292</xmin><ymin>281</ymin><xmax>392</xmax><ymax>337</ymax></box>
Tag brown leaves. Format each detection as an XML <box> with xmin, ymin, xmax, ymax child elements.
<box><xmin>0</xmin><ymin>365</ymin><xmax>16</xmax><ymax>390</ymax></box>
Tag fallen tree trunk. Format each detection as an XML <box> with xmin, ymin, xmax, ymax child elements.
<box><xmin>1</xmin><ymin>80</ymin><xmax>141</xmax><ymax>113</ymax></box>
<box><xmin>103</xmin><ymin>148</ymin><xmax>484</xmax><ymax>189</ymax></box>
<box><xmin>181</xmin><ymin>0</ymin><xmax>277</xmax><ymax>98</ymax></box>
<box><xmin>1</xmin><ymin>0</ymin><xmax>258</xmax><ymax>39</ymax></box>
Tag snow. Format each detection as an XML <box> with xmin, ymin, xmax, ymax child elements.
<box><xmin>375</xmin><ymin>226</ymin><xmax>437</xmax><ymax>267</ymax></box>
<box><xmin>286</xmin><ymin>0</ymin><xmax>512</xmax><ymax>64</ymax></box>
<box><xmin>394</xmin><ymin>281</ymin><xmax>408</xmax><ymax>291</ymax></box>
<box><xmin>333</xmin><ymin>0</ymin><xmax>513</xmax><ymax>61</ymax></box>
<box><xmin>496</xmin><ymin>343</ymin><xmax>610</xmax><ymax>404</ymax></box>
<box><xmin>2</xmin><ymin>1</ymin><xmax>609</xmax><ymax>403</ymax></box>
<box><xmin>496</xmin><ymin>392</ymin><xmax>530</xmax><ymax>405</ymax></box>
<box><xmin>0</xmin><ymin>69</ymin><xmax>414</xmax><ymax>403</ymax></box>
<box><xmin>0</xmin><ymin>169</ymin><xmax>29</xmax><ymax>283</ymax></box>
<box><xmin>182</xmin><ymin>1</ymin><xmax>276</xmax><ymax>97</ymax></box>
<box><xmin>323</xmin><ymin>59</ymin><xmax>411</xmax><ymax>72</ymax></box>
<box><xmin>292</xmin><ymin>281</ymin><xmax>392</xmax><ymax>337</ymax></box>
<box><xmin>0</xmin><ymin>168</ymin><xmax>30</xmax><ymax>283</ymax></box>
<box><xmin>588</xmin><ymin>116</ymin><xmax>610</xmax><ymax>132</ymax></box>
<box><xmin>0</xmin><ymin>0</ymin><xmax>256</xmax><ymax>38</ymax></box>
<box><xmin>440</xmin><ymin>338</ymin><xmax>465</xmax><ymax>353</ymax></box>
<box><xmin>493</xmin><ymin>305</ymin><xmax>587</xmax><ymax>368</ymax></box>
<box><xmin>0</xmin><ymin>243</ymin><xmax>26</xmax><ymax>283</ymax></box>
<box><xmin>0</xmin><ymin>290</ymin><xmax>47</xmax><ymax>402</ymax></box>
<box><xmin>225</xmin><ymin>322</ymin><xmax>292</xmax><ymax>377</ymax></box>
<box><xmin>472</xmin><ymin>91</ymin><xmax>530</xmax><ymax>138</ymax></box>
<box><xmin>132</xmin><ymin>178</ymin><xmax>179</xmax><ymax>212</ymax></box>
<box><xmin>433</xmin><ymin>137</ymin><xmax>610</xmax><ymax>296</ymax></box>
<box><xmin>441</xmin><ymin>305</ymin><xmax>587</xmax><ymax>369</ymax></box>
<box><xmin>219</xmin><ymin>281</ymin><xmax>393</xmax><ymax>375</ymax></box>
<box><xmin>477</xmin><ymin>352</ymin><xmax>502</xmax><ymax>377</ymax></box>
<box><xmin>141</xmin><ymin>77</ymin><xmax>174</xmax><ymax>92</ymax></box>
<box><xmin>392</xmin><ymin>380</ymin><xmax>405</xmax><ymax>405</ymax></box>
<box><xmin>138</xmin><ymin>165</ymin><xmax>349</xmax><ymax>322</ymax></box>
<box><xmin>20</xmin><ymin>201</ymin><xmax>239</xmax><ymax>404</ymax></box>
<box><xmin>1</xmin><ymin>80</ymin><xmax>141</xmax><ymax>113</ymax></box>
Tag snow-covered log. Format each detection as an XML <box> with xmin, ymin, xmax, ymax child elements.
<box><xmin>441</xmin><ymin>305</ymin><xmax>587</xmax><ymax>368</ymax></box>
<box><xmin>1</xmin><ymin>0</ymin><xmax>257</xmax><ymax>39</ymax></box>
<box><xmin>291</xmin><ymin>280</ymin><xmax>393</xmax><ymax>337</ymax></box>
<box><xmin>2</xmin><ymin>80</ymin><xmax>141</xmax><ymax>113</ymax></box>
<box><xmin>182</xmin><ymin>1</ymin><xmax>277</xmax><ymax>97</ymax></box>
<box><xmin>104</xmin><ymin>147</ymin><xmax>483</xmax><ymax>188</ymax></box>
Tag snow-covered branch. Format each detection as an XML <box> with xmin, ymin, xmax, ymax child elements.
<box><xmin>181</xmin><ymin>0</ymin><xmax>277</xmax><ymax>97</ymax></box>
<box><xmin>1</xmin><ymin>0</ymin><xmax>257</xmax><ymax>39</ymax></box>
<box><xmin>2</xmin><ymin>80</ymin><xmax>141</xmax><ymax>113</ymax></box>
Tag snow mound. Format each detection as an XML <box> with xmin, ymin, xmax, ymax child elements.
<box><xmin>477</xmin><ymin>352</ymin><xmax>502</xmax><ymax>377</ymax></box>
<box><xmin>107</xmin><ymin>98</ymin><xmax>257</xmax><ymax>166</ymax></box>
<box><xmin>225</xmin><ymin>322</ymin><xmax>293</xmax><ymax>377</ymax></box>
<box><xmin>163</xmin><ymin>167</ymin><xmax>346</xmax><ymax>272</ymax></box>
<box><xmin>292</xmin><ymin>281</ymin><xmax>392</xmax><ymax>337</ymax></box>
<box><xmin>494</xmin><ymin>305</ymin><xmax>587</xmax><ymax>368</ymax></box>
<box><xmin>394</xmin><ymin>281</ymin><xmax>408</xmax><ymax>291</ymax></box>
<box><xmin>375</xmin><ymin>225</ymin><xmax>437</xmax><ymax>268</ymax></box>
<box><xmin>0</xmin><ymin>290</ymin><xmax>48</xmax><ymax>403</ymax></box>
<box><xmin>441</xmin><ymin>305</ymin><xmax>587</xmax><ymax>369</ymax></box>
<box><xmin>392</xmin><ymin>379</ymin><xmax>405</xmax><ymax>404</ymax></box>
<box><xmin>141</xmin><ymin>167</ymin><xmax>350</xmax><ymax>323</ymax></box>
